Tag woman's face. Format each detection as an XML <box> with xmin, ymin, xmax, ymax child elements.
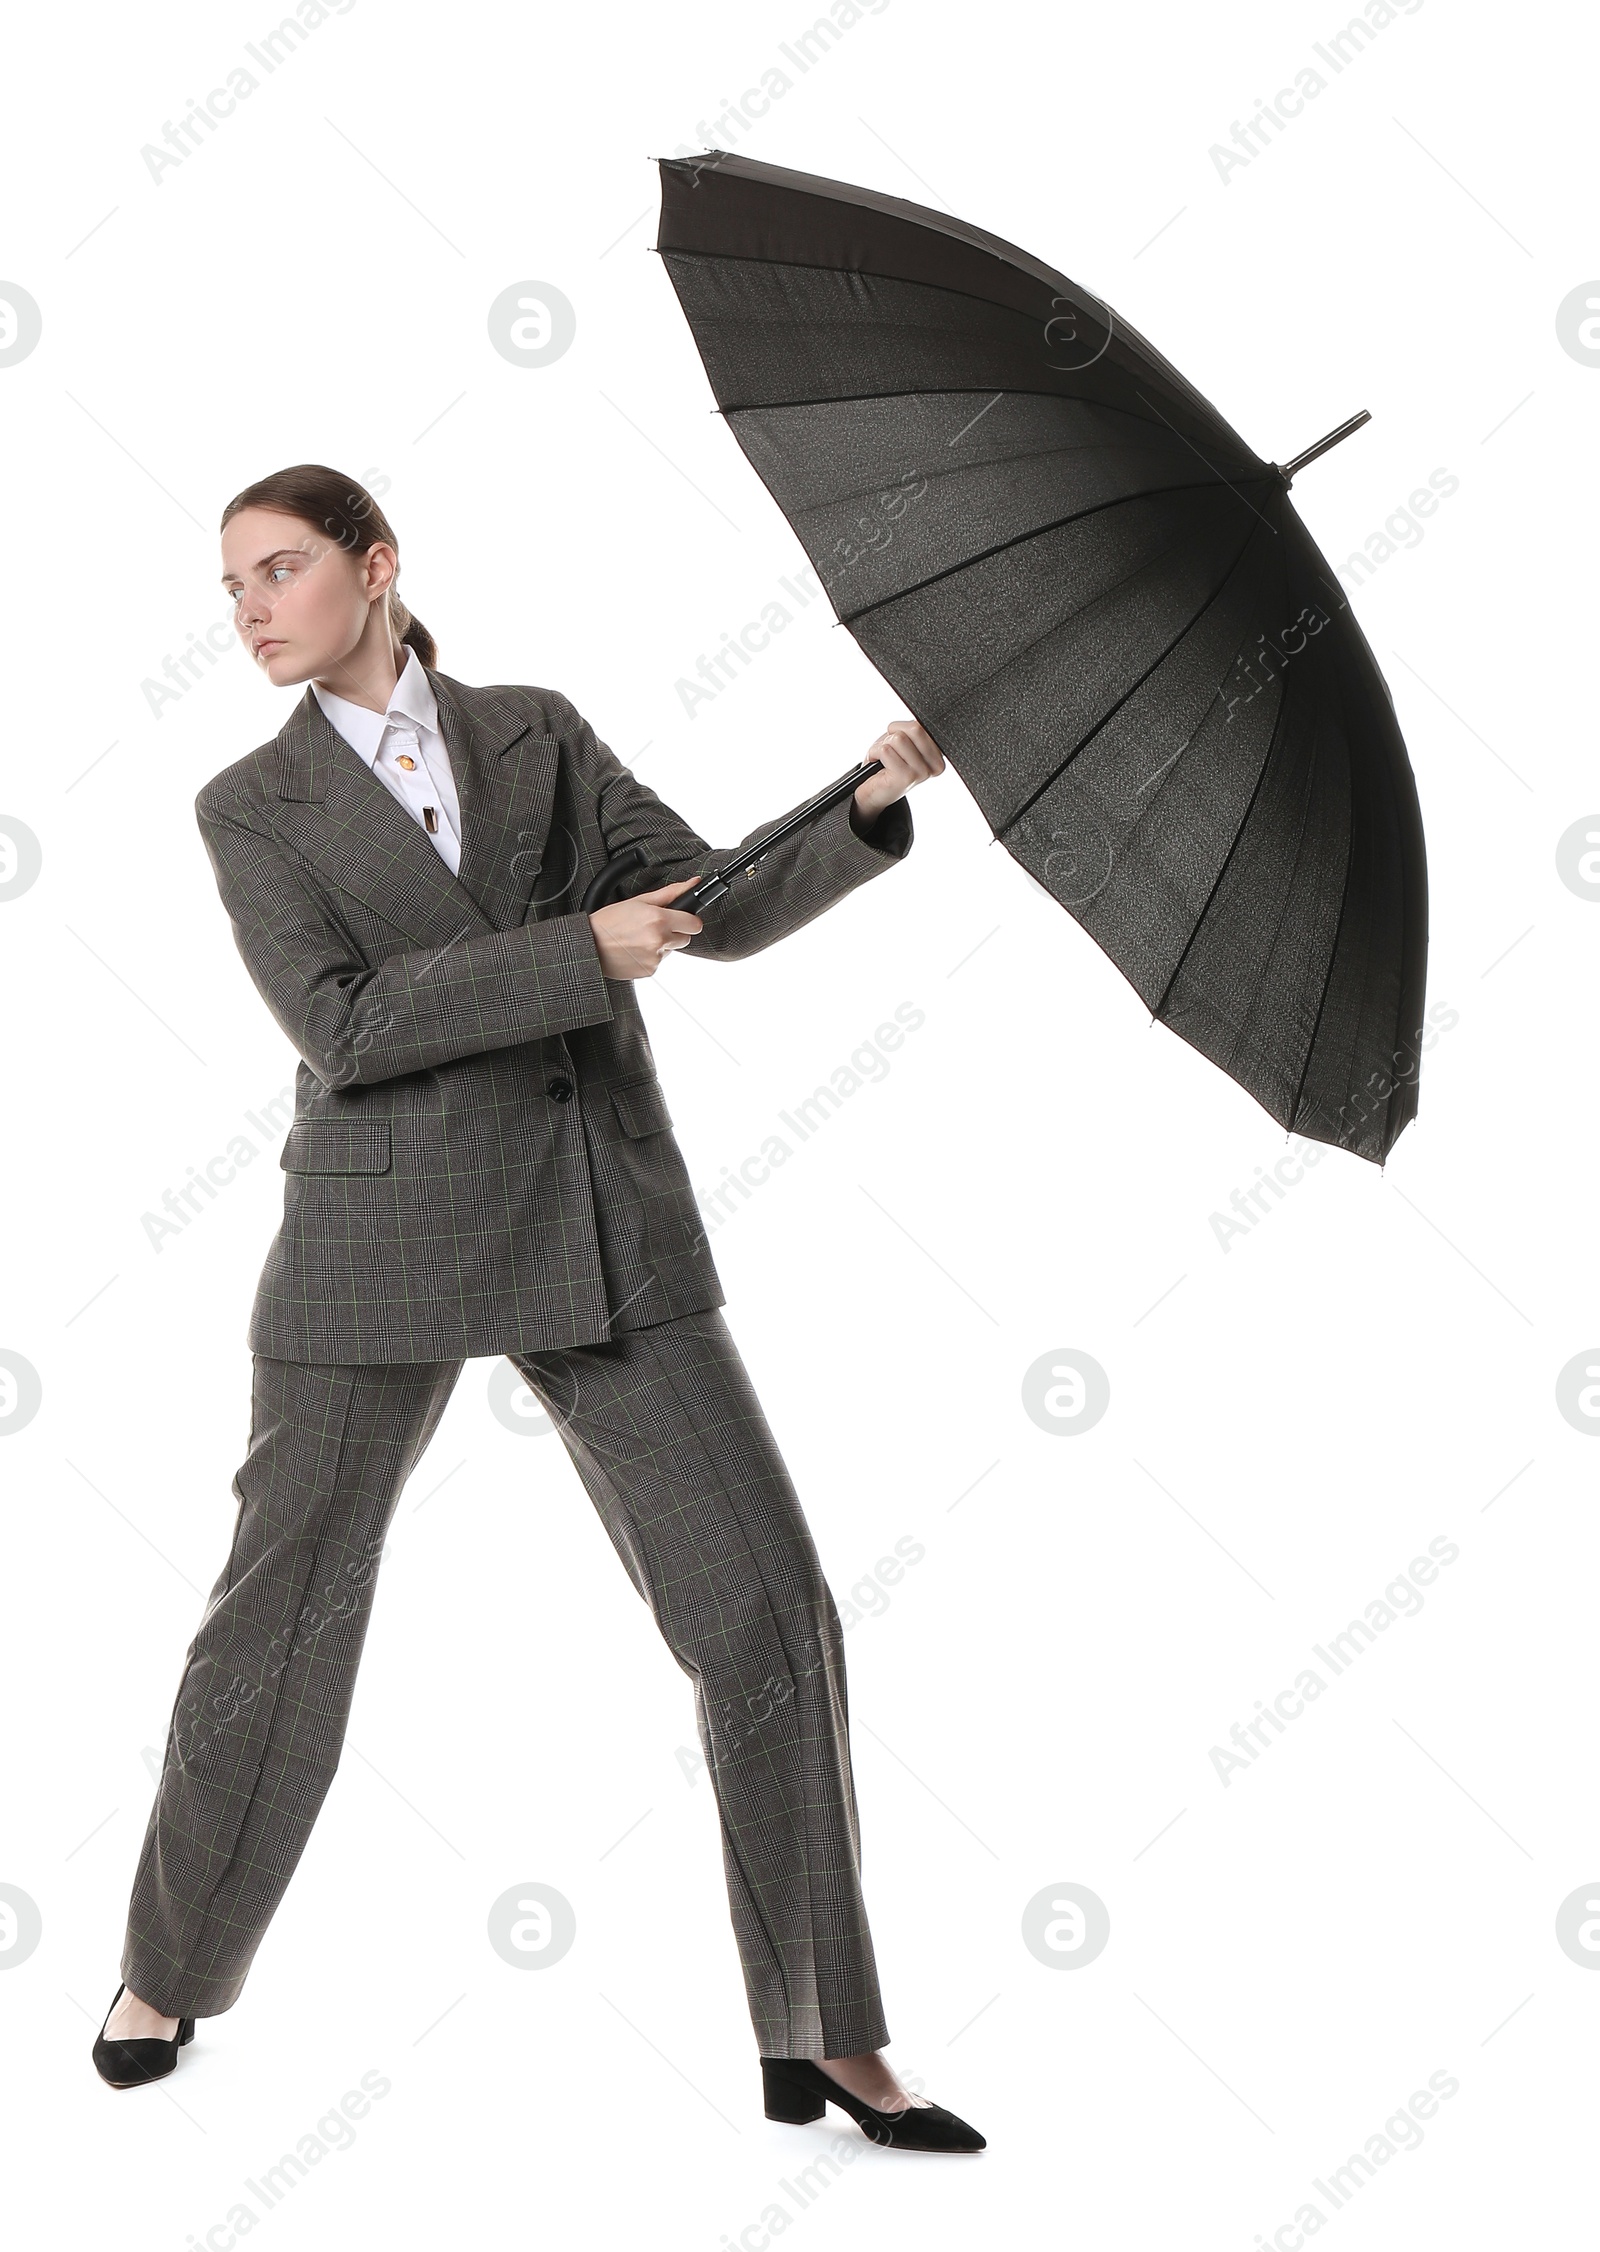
<box><xmin>221</xmin><ymin>507</ymin><xmax>396</xmax><ymax>687</ymax></box>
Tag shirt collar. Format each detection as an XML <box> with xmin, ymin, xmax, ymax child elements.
<box><xmin>311</xmin><ymin>645</ymin><xmax>439</xmax><ymax>766</ymax></box>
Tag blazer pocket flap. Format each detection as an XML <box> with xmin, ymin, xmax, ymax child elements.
<box><xmin>280</xmin><ymin>1118</ymin><xmax>393</xmax><ymax>1175</ymax></box>
<box><xmin>611</xmin><ymin>1076</ymin><xmax>673</xmax><ymax>1138</ymax></box>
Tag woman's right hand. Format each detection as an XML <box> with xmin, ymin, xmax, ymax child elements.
<box><xmin>587</xmin><ymin>876</ymin><xmax>704</xmax><ymax>980</ymax></box>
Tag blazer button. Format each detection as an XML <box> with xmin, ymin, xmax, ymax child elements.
<box><xmin>546</xmin><ymin>1075</ymin><xmax>575</xmax><ymax>1102</ymax></box>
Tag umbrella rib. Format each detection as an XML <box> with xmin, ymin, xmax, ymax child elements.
<box><xmin>663</xmin><ymin>244</ymin><xmax>1251</xmax><ymax>440</ymax></box>
<box><xmin>794</xmin><ymin>424</ymin><xmax>1217</xmax><ymax>521</ymax></box>
<box><xmin>922</xmin><ymin>542</ymin><xmax>1186</xmax><ymax>742</ymax></box>
<box><xmin>1147</xmin><ymin>658</ymin><xmax>1294</xmax><ymax>1025</ymax></box>
<box><xmin>1286</xmin><ymin>778</ymin><xmax>1358</xmax><ymax>1146</ymax></box>
<box><xmin>1286</xmin><ymin>652</ymin><xmax>1383</xmax><ymax>1149</ymax></box>
<box><xmin>1105</xmin><ymin>578</ymin><xmax>1292</xmax><ymax>836</ymax></box>
<box><xmin>718</xmin><ymin>382</ymin><xmax>1245</xmax><ymax>447</ymax></box>
<box><xmin>1212</xmin><ymin>690</ymin><xmax>1333</xmax><ymax>1093</ymax></box>
<box><xmin>990</xmin><ymin>509</ymin><xmax>1272</xmax><ymax>838</ymax></box>
<box><xmin>1131</xmin><ymin>385</ymin><xmax>1284</xmax><ymax>544</ymax></box>
<box><xmin>721</xmin><ymin>384</ymin><xmax>1265</xmax><ymax>491</ymax></box>
<box><xmin>834</xmin><ymin>474</ymin><xmax>1278</xmax><ymax>630</ymax></box>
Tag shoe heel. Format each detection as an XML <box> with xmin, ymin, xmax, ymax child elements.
<box><xmin>761</xmin><ymin>2059</ymin><xmax>826</xmax><ymax>2124</ymax></box>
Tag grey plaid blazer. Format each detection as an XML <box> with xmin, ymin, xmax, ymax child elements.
<box><xmin>195</xmin><ymin>668</ymin><xmax>913</xmax><ymax>1363</ymax></box>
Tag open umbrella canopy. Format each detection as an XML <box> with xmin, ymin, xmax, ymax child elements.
<box><xmin>653</xmin><ymin>149</ymin><xmax>1429</xmax><ymax>1164</ymax></box>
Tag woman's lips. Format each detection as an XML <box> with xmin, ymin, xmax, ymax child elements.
<box><xmin>256</xmin><ymin>640</ymin><xmax>284</xmax><ymax>655</ymax></box>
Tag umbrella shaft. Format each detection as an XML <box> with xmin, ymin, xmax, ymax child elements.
<box><xmin>1279</xmin><ymin>409</ymin><xmax>1372</xmax><ymax>482</ymax></box>
<box><xmin>580</xmin><ymin>757</ymin><xmax>887</xmax><ymax>917</ymax></box>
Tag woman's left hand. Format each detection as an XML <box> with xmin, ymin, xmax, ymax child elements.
<box><xmin>853</xmin><ymin>718</ymin><xmax>946</xmax><ymax>824</ymax></box>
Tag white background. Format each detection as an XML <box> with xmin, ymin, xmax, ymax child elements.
<box><xmin>2</xmin><ymin>1</ymin><xmax>1594</xmax><ymax>2244</ymax></box>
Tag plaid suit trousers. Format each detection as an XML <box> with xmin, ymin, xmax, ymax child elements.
<box><xmin>120</xmin><ymin>1308</ymin><xmax>890</xmax><ymax>2059</ymax></box>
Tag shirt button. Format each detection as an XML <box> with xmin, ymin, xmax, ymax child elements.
<box><xmin>396</xmin><ymin>753</ymin><xmax>417</xmax><ymax>770</ymax></box>
<box><xmin>546</xmin><ymin>1076</ymin><xmax>574</xmax><ymax>1103</ymax></box>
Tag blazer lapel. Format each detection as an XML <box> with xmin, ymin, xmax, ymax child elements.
<box><xmin>436</xmin><ymin>671</ymin><xmax>565</xmax><ymax>932</ymax></box>
<box><xmin>264</xmin><ymin>668</ymin><xmax>562</xmax><ymax>948</ymax></box>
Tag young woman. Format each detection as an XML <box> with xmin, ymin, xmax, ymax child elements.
<box><xmin>91</xmin><ymin>464</ymin><xmax>983</xmax><ymax>2153</ymax></box>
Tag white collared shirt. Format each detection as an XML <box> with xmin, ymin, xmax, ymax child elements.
<box><xmin>311</xmin><ymin>646</ymin><xmax>464</xmax><ymax>875</ymax></box>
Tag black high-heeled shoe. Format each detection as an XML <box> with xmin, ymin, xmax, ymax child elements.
<box><xmin>91</xmin><ymin>1983</ymin><xmax>196</xmax><ymax>2089</ymax></box>
<box><xmin>760</xmin><ymin>2055</ymin><xmax>985</xmax><ymax>2151</ymax></box>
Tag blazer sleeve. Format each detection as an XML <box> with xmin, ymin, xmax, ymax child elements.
<box><xmin>195</xmin><ymin>800</ymin><xmax>615</xmax><ymax>1090</ymax></box>
<box><xmin>550</xmin><ymin>692</ymin><xmax>914</xmax><ymax>964</ymax></box>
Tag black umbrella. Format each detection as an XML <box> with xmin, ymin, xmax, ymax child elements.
<box><xmin>601</xmin><ymin>148</ymin><xmax>1429</xmax><ymax>1164</ymax></box>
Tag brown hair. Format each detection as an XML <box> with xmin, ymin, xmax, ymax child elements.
<box><xmin>219</xmin><ymin>463</ymin><xmax>437</xmax><ymax>667</ymax></box>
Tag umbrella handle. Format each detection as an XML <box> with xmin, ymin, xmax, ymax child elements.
<box><xmin>579</xmin><ymin>758</ymin><xmax>886</xmax><ymax>918</ymax></box>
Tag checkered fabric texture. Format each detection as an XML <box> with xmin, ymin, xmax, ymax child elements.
<box><xmin>194</xmin><ymin>669</ymin><xmax>912</xmax><ymax>1363</ymax></box>
<box><xmin>122</xmin><ymin>1311</ymin><xmax>890</xmax><ymax>2059</ymax></box>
